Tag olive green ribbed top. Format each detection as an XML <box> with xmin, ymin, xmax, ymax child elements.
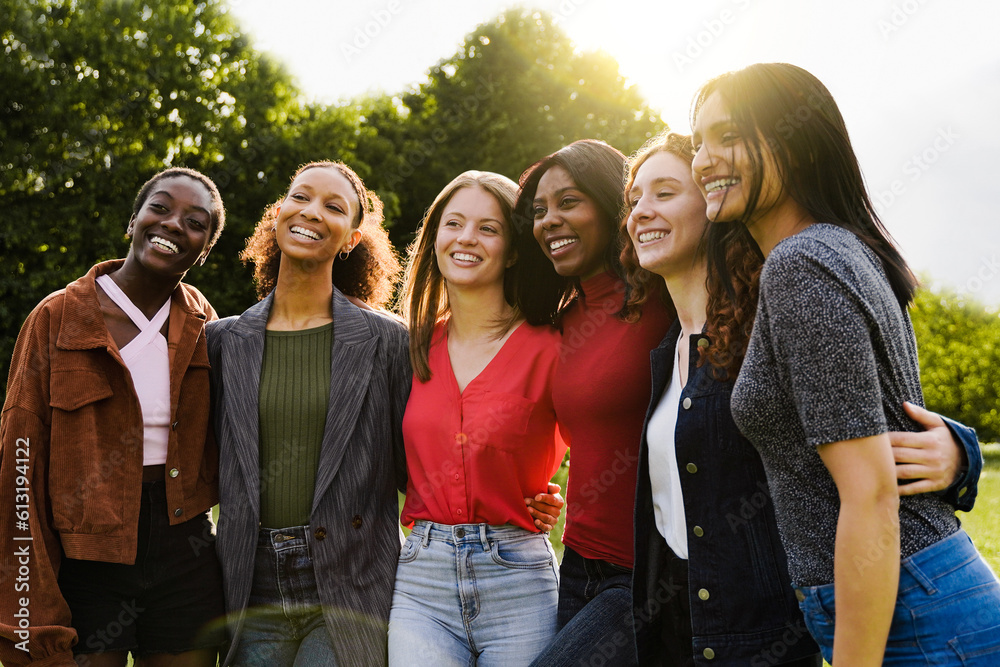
<box><xmin>258</xmin><ymin>323</ymin><xmax>332</xmax><ymax>529</ymax></box>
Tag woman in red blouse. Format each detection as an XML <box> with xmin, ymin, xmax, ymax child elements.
<box><xmin>388</xmin><ymin>171</ymin><xmax>567</xmax><ymax>665</ymax></box>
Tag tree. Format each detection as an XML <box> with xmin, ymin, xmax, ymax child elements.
<box><xmin>372</xmin><ymin>8</ymin><xmax>666</xmax><ymax>246</ymax></box>
<box><xmin>910</xmin><ymin>285</ymin><xmax>1000</xmax><ymax>443</ymax></box>
<box><xmin>0</xmin><ymin>0</ymin><xmax>303</xmax><ymax>381</ymax></box>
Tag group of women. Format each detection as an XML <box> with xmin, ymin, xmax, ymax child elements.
<box><xmin>2</xmin><ymin>62</ymin><xmax>998</xmax><ymax>667</ymax></box>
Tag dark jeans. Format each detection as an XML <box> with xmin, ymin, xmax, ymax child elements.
<box><xmin>529</xmin><ymin>545</ymin><xmax>637</xmax><ymax>667</ymax></box>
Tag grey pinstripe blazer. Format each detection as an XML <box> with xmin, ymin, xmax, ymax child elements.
<box><xmin>206</xmin><ymin>288</ymin><xmax>409</xmax><ymax>666</ymax></box>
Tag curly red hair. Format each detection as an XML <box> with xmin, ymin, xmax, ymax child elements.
<box><xmin>240</xmin><ymin>162</ymin><xmax>401</xmax><ymax>309</ymax></box>
<box><xmin>621</xmin><ymin>131</ymin><xmax>760</xmax><ymax>380</ymax></box>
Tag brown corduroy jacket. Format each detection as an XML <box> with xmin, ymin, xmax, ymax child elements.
<box><xmin>0</xmin><ymin>260</ymin><xmax>219</xmax><ymax>666</ymax></box>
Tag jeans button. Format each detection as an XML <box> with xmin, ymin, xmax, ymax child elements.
<box><xmin>455</xmin><ymin>528</ymin><xmax>466</xmax><ymax>538</ymax></box>
<box><xmin>314</xmin><ymin>527</ymin><xmax>327</xmax><ymax>540</ymax></box>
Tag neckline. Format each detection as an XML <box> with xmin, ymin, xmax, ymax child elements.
<box><xmin>443</xmin><ymin>320</ymin><xmax>527</xmax><ymax>397</ymax></box>
<box><xmin>579</xmin><ymin>270</ymin><xmax>624</xmax><ymax>306</ymax></box>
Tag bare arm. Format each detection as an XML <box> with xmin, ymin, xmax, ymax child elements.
<box><xmin>818</xmin><ymin>433</ymin><xmax>900</xmax><ymax>667</ymax></box>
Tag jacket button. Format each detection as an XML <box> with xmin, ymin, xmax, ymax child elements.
<box><xmin>693</xmin><ymin>526</ymin><xmax>704</xmax><ymax>537</ymax></box>
<box><xmin>168</xmin><ymin>468</ymin><xmax>179</xmax><ymax>478</ymax></box>
<box><xmin>959</xmin><ymin>487</ymin><xmax>968</xmax><ymax>497</ymax></box>
<box><xmin>703</xmin><ymin>647</ymin><xmax>715</xmax><ymax>660</ymax></box>
<box><xmin>174</xmin><ymin>508</ymin><xmax>183</xmax><ymax>517</ymax></box>
<box><xmin>171</xmin><ymin>421</ymin><xmax>179</xmax><ymax>431</ymax></box>
<box><xmin>351</xmin><ymin>515</ymin><xmax>363</xmax><ymax>529</ymax></box>
<box><xmin>682</xmin><ymin>397</ymin><xmax>692</xmax><ymax>410</ymax></box>
<box><xmin>686</xmin><ymin>463</ymin><xmax>698</xmax><ymax>474</ymax></box>
<box><xmin>698</xmin><ymin>588</ymin><xmax>710</xmax><ymax>601</ymax></box>
<box><xmin>314</xmin><ymin>527</ymin><xmax>327</xmax><ymax>540</ymax></box>
<box><xmin>697</xmin><ymin>337</ymin><xmax>710</xmax><ymax>349</ymax></box>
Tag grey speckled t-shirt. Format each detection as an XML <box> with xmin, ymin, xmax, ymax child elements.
<box><xmin>731</xmin><ymin>223</ymin><xmax>958</xmax><ymax>587</ymax></box>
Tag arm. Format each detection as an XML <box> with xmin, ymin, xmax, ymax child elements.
<box><xmin>389</xmin><ymin>324</ymin><xmax>411</xmax><ymax>494</ymax></box>
<box><xmin>890</xmin><ymin>402</ymin><xmax>981</xmax><ymax>510</ymax></box>
<box><xmin>818</xmin><ymin>434</ymin><xmax>900</xmax><ymax>667</ymax></box>
<box><xmin>525</xmin><ymin>482</ymin><xmax>564</xmax><ymax>531</ymax></box>
<box><xmin>0</xmin><ymin>308</ymin><xmax>77</xmax><ymax>666</ymax></box>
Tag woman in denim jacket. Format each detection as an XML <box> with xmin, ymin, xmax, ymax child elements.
<box><xmin>622</xmin><ymin>132</ymin><xmax>982</xmax><ymax>666</ymax></box>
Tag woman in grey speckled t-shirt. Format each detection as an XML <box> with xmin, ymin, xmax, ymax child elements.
<box><xmin>690</xmin><ymin>63</ymin><xmax>1000</xmax><ymax>666</ymax></box>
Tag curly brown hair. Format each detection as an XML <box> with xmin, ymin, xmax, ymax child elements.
<box><xmin>621</xmin><ymin>131</ymin><xmax>761</xmax><ymax>380</ymax></box>
<box><xmin>240</xmin><ymin>161</ymin><xmax>401</xmax><ymax>308</ymax></box>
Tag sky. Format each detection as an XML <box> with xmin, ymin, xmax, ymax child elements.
<box><xmin>227</xmin><ymin>0</ymin><xmax>1000</xmax><ymax>305</ymax></box>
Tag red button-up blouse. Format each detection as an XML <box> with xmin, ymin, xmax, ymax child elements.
<box><xmin>400</xmin><ymin>321</ymin><xmax>566</xmax><ymax>531</ymax></box>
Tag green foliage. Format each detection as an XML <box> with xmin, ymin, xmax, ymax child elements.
<box><xmin>911</xmin><ymin>285</ymin><xmax>1000</xmax><ymax>442</ymax></box>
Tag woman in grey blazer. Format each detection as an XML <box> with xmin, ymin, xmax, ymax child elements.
<box><xmin>206</xmin><ymin>161</ymin><xmax>409</xmax><ymax>666</ymax></box>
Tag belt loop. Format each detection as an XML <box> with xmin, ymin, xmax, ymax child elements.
<box><xmin>479</xmin><ymin>524</ymin><xmax>490</xmax><ymax>552</ymax></box>
<box><xmin>420</xmin><ymin>524</ymin><xmax>431</xmax><ymax>548</ymax></box>
<box><xmin>902</xmin><ymin>555</ymin><xmax>937</xmax><ymax>595</ymax></box>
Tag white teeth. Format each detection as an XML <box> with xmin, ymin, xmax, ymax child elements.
<box><xmin>452</xmin><ymin>252</ymin><xmax>482</xmax><ymax>263</ymax></box>
<box><xmin>638</xmin><ymin>231</ymin><xmax>666</xmax><ymax>243</ymax></box>
<box><xmin>705</xmin><ymin>178</ymin><xmax>739</xmax><ymax>193</ymax></box>
<box><xmin>549</xmin><ymin>238</ymin><xmax>577</xmax><ymax>251</ymax></box>
<box><xmin>150</xmin><ymin>236</ymin><xmax>179</xmax><ymax>253</ymax></box>
<box><xmin>290</xmin><ymin>225</ymin><xmax>321</xmax><ymax>240</ymax></box>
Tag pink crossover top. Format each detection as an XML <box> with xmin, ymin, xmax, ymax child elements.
<box><xmin>96</xmin><ymin>274</ymin><xmax>171</xmax><ymax>466</ymax></box>
<box><xmin>400</xmin><ymin>321</ymin><xmax>567</xmax><ymax>531</ymax></box>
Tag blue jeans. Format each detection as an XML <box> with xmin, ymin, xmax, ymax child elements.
<box><xmin>796</xmin><ymin>529</ymin><xmax>1000</xmax><ymax>665</ymax></box>
<box><xmin>529</xmin><ymin>545</ymin><xmax>637</xmax><ymax>667</ymax></box>
<box><xmin>388</xmin><ymin>521</ymin><xmax>559</xmax><ymax>666</ymax></box>
<box><xmin>230</xmin><ymin>526</ymin><xmax>337</xmax><ymax>667</ymax></box>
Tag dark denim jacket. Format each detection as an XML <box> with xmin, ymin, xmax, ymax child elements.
<box><xmin>632</xmin><ymin>322</ymin><xmax>820</xmax><ymax>665</ymax></box>
<box><xmin>632</xmin><ymin>323</ymin><xmax>984</xmax><ymax>665</ymax></box>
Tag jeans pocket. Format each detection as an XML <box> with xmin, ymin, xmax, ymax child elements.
<box><xmin>397</xmin><ymin>534</ymin><xmax>421</xmax><ymax>564</ymax></box>
<box><xmin>796</xmin><ymin>583</ymin><xmax>836</xmax><ymax>656</ymax></box>
<box><xmin>489</xmin><ymin>535</ymin><xmax>553</xmax><ymax>570</ymax></box>
<box><xmin>948</xmin><ymin>623</ymin><xmax>1000</xmax><ymax>665</ymax></box>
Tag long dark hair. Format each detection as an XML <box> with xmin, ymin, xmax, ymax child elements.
<box><xmin>692</xmin><ymin>63</ymin><xmax>917</xmax><ymax>307</ymax></box>
<box><xmin>513</xmin><ymin>139</ymin><xmax>642</xmax><ymax>324</ymax></box>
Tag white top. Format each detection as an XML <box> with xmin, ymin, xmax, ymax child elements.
<box><xmin>646</xmin><ymin>337</ymin><xmax>688</xmax><ymax>559</ymax></box>
<box><xmin>96</xmin><ymin>274</ymin><xmax>172</xmax><ymax>466</ymax></box>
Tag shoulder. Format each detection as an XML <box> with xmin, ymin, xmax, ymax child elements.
<box><xmin>359</xmin><ymin>307</ymin><xmax>409</xmax><ymax>347</ymax></box>
<box><xmin>176</xmin><ymin>282</ymin><xmax>217</xmax><ymax>320</ymax></box>
<box><xmin>762</xmin><ymin>224</ymin><xmax>874</xmax><ymax>294</ymax></box>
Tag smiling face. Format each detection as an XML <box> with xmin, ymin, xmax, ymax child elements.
<box><xmin>691</xmin><ymin>91</ymin><xmax>784</xmax><ymax>225</ymax></box>
<box><xmin>531</xmin><ymin>165</ymin><xmax>612</xmax><ymax>279</ymax></box>
<box><xmin>626</xmin><ymin>151</ymin><xmax>709</xmax><ymax>279</ymax></box>
<box><xmin>126</xmin><ymin>175</ymin><xmax>214</xmax><ymax>279</ymax></box>
<box><xmin>434</xmin><ymin>185</ymin><xmax>514</xmax><ymax>290</ymax></box>
<box><xmin>276</xmin><ymin>166</ymin><xmax>361</xmax><ymax>265</ymax></box>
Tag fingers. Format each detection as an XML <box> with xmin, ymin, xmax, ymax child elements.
<box><xmin>901</xmin><ymin>401</ymin><xmax>945</xmax><ymax>429</ymax></box>
<box><xmin>892</xmin><ymin>445</ymin><xmax>929</xmax><ymax>464</ymax></box>
<box><xmin>547</xmin><ymin>482</ymin><xmax>562</xmax><ymax>495</ymax></box>
<box><xmin>898</xmin><ymin>477</ymin><xmax>944</xmax><ymax>496</ymax></box>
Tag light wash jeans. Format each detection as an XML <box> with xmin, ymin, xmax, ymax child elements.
<box><xmin>796</xmin><ymin>529</ymin><xmax>1000</xmax><ymax>665</ymax></box>
<box><xmin>388</xmin><ymin>521</ymin><xmax>559</xmax><ymax>666</ymax></box>
<box><xmin>230</xmin><ymin>526</ymin><xmax>337</xmax><ymax>667</ymax></box>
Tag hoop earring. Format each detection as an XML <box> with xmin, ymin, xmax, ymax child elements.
<box><xmin>339</xmin><ymin>248</ymin><xmax>351</xmax><ymax>261</ymax></box>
